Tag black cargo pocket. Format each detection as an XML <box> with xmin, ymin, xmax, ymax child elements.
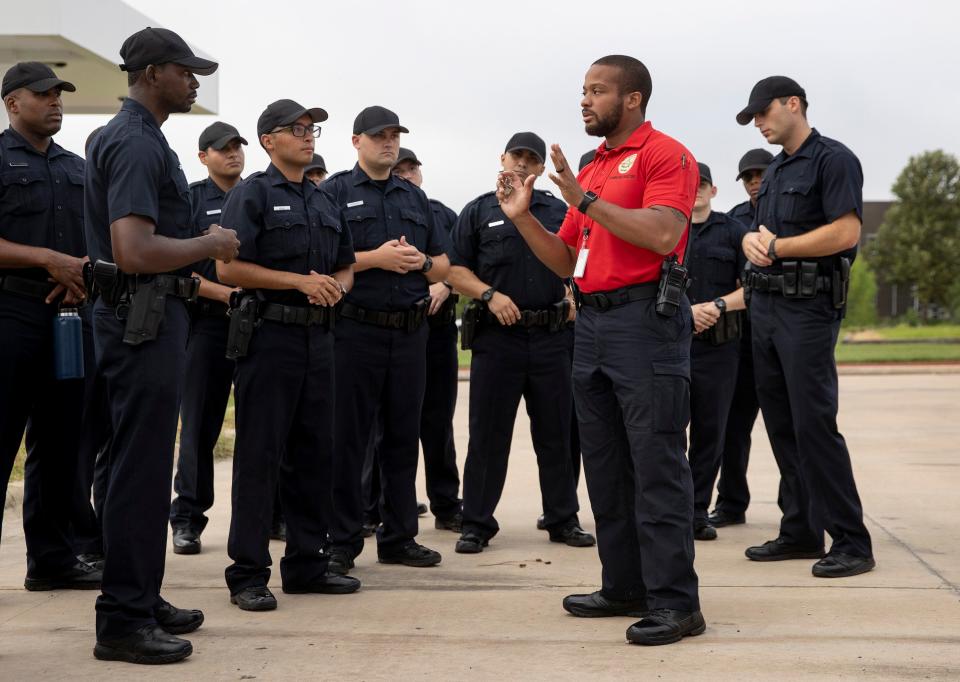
<box><xmin>0</xmin><ymin>169</ymin><xmax>47</xmax><ymax>215</ymax></box>
<box><xmin>261</xmin><ymin>211</ymin><xmax>309</xmax><ymax>259</ymax></box>
<box><xmin>652</xmin><ymin>358</ymin><xmax>690</xmax><ymax>433</ymax></box>
<box><xmin>778</xmin><ymin>178</ymin><xmax>816</xmax><ymax>225</ymax></box>
<box><xmin>344</xmin><ymin>204</ymin><xmax>380</xmax><ymax>249</ymax></box>
<box><xmin>399</xmin><ymin>207</ymin><xmax>428</xmax><ymax>248</ymax></box>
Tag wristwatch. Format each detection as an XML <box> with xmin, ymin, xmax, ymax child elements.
<box><xmin>578</xmin><ymin>191</ymin><xmax>599</xmax><ymax>214</ymax></box>
<box><xmin>713</xmin><ymin>297</ymin><xmax>726</xmax><ymax>313</ymax></box>
<box><xmin>421</xmin><ymin>255</ymin><xmax>433</xmax><ymax>273</ymax></box>
<box><xmin>481</xmin><ymin>287</ymin><xmax>496</xmax><ymax>303</ymax></box>
<box><xmin>766</xmin><ymin>237</ymin><xmax>778</xmax><ymax>260</ymax></box>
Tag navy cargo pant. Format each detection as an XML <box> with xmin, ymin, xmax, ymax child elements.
<box><xmin>170</xmin><ymin>313</ymin><xmax>234</xmax><ymax>534</ymax></box>
<box><xmin>225</xmin><ymin>320</ymin><xmax>334</xmax><ymax>593</ymax></box>
<box><xmin>750</xmin><ymin>291</ymin><xmax>872</xmax><ymax>557</ymax></box>
<box><xmin>93</xmin><ymin>297</ymin><xmax>188</xmax><ymax>640</ymax></box>
<box><xmin>573</xmin><ymin>297</ymin><xmax>699</xmax><ymax>612</ymax></box>
<box><xmin>714</xmin><ymin>315</ymin><xmax>760</xmax><ymax>517</ymax></box>
<box><xmin>688</xmin><ymin>336</ymin><xmax>740</xmax><ymax>523</ymax></box>
<box><xmin>331</xmin><ymin>319</ymin><xmax>428</xmax><ymax>558</ymax></box>
<box><xmin>362</xmin><ymin>316</ymin><xmax>461</xmax><ymax>524</ymax></box>
<box><xmin>69</xmin><ymin>308</ymin><xmax>111</xmax><ymax>556</ymax></box>
<box><xmin>0</xmin><ymin>293</ymin><xmax>84</xmax><ymax>576</ymax></box>
<box><xmin>461</xmin><ymin>324</ymin><xmax>579</xmax><ymax>540</ymax></box>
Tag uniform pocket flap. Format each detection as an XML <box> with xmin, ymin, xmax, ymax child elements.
<box><xmin>345</xmin><ymin>205</ymin><xmax>377</xmax><ymax>222</ymax></box>
<box><xmin>399</xmin><ymin>207</ymin><xmax>426</xmax><ymax>226</ymax></box>
<box><xmin>652</xmin><ymin>358</ymin><xmax>690</xmax><ymax>380</ymax></box>
<box><xmin>320</xmin><ymin>212</ymin><xmax>343</xmax><ymax>233</ymax></box>
<box><xmin>0</xmin><ymin>169</ymin><xmax>45</xmax><ymax>186</ymax></box>
<box><xmin>264</xmin><ymin>211</ymin><xmax>307</xmax><ymax>230</ymax></box>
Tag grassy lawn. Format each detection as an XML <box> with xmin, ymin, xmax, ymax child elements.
<box><xmin>864</xmin><ymin>324</ymin><xmax>960</xmax><ymax>341</ymax></box>
<box><xmin>835</xmin><ymin>342</ymin><xmax>960</xmax><ymax>363</ymax></box>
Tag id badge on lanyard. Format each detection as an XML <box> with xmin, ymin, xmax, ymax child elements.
<box><xmin>573</xmin><ymin>228</ymin><xmax>591</xmax><ymax>278</ymax></box>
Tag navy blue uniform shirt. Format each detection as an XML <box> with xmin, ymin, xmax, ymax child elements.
<box><xmin>754</xmin><ymin>129</ymin><xmax>862</xmax><ymax>273</ymax></box>
<box><xmin>727</xmin><ymin>199</ymin><xmax>756</xmax><ymax>230</ymax></box>
<box><xmin>221</xmin><ymin>163</ymin><xmax>354</xmax><ymax>306</ymax></box>
<box><xmin>450</xmin><ymin>189</ymin><xmax>567</xmax><ymax>309</ymax></box>
<box><xmin>84</xmin><ymin>98</ymin><xmax>194</xmax><ymax>277</ymax></box>
<box><xmin>0</xmin><ymin>127</ymin><xmax>86</xmax><ymax>281</ymax></box>
<box><xmin>322</xmin><ymin>164</ymin><xmax>448</xmax><ymax>312</ymax></box>
<box><xmin>687</xmin><ymin>210</ymin><xmax>748</xmax><ymax>305</ymax></box>
<box><xmin>188</xmin><ymin>177</ymin><xmax>229</xmax><ymax>283</ymax></box>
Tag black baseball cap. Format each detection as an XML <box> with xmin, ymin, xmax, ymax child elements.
<box><xmin>119</xmin><ymin>27</ymin><xmax>218</xmax><ymax>76</ymax></box>
<box><xmin>735</xmin><ymin>148</ymin><xmax>774</xmax><ymax>180</ymax></box>
<box><xmin>257</xmin><ymin>99</ymin><xmax>328</xmax><ymax>137</ymax></box>
<box><xmin>578</xmin><ymin>149</ymin><xmax>596</xmax><ymax>171</ymax></box>
<box><xmin>2</xmin><ymin>62</ymin><xmax>76</xmax><ymax>98</ymax></box>
<box><xmin>353</xmin><ymin>106</ymin><xmax>408</xmax><ymax>135</ymax></box>
<box><xmin>198</xmin><ymin>121</ymin><xmax>247</xmax><ymax>151</ymax></box>
<box><xmin>697</xmin><ymin>162</ymin><xmax>713</xmax><ymax>186</ymax></box>
<box><xmin>504</xmin><ymin>132</ymin><xmax>545</xmax><ymax>164</ymax></box>
<box><xmin>736</xmin><ymin>76</ymin><xmax>806</xmax><ymax>125</ymax></box>
<box><xmin>305</xmin><ymin>154</ymin><xmax>327</xmax><ymax>173</ymax></box>
<box><xmin>396</xmin><ymin>148</ymin><xmax>421</xmax><ymax>166</ymax></box>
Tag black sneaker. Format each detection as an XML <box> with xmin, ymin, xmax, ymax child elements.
<box><xmin>536</xmin><ymin>515</ymin><xmax>546</xmax><ymax>531</ymax></box>
<box><xmin>77</xmin><ymin>553</ymin><xmax>105</xmax><ymax>571</ymax></box>
<box><xmin>230</xmin><ymin>586</ymin><xmax>277</xmax><ymax>611</ymax></box>
<box><xmin>707</xmin><ymin>509</ymin><xmax>745</xmax><ymax>527</ymax></box>
<box><xmin>172</xmin><ymin>527</ymin><xmax>201</xmax><ymax>555</ymax></box>
<box><xmin>269</xmin><ymin>521</ymin><xmax>286</xmax><ymax>542</ymax></box>
<box><xmin>454</xmin><ymin>532</ymin><xmax>488</xmax><ymax>554</ymax></box>
<box><xmin>378</xmin><ymin>541</ymin><xmax>441</xmax><ymax>567</ymax></box>
<box><xmin>434</xmin><ymin>512</ymin><xmax>463</xmax><ymax>532</ymax></box>
<box><xmin>283</xmin><ymin>573</ymin><xmax>362</xmax><ymax>595</ymax></box>
<box><xmin>326</xmin><ymin>549</ymin><xmax>355</xmax><ymax>575</ymax></box>
<box><xmin>93</xmin><ymin>624</ymin><xmax>192</xmax><ymax>664</ymax></box>
<box><xmin>693</xmin><ymin>522</ymin><xmax>717</xmax><ymax>541</ymax></box>
<box><xmin>417</xmin><ymin>502</ymin><xmax>429</xmax><ymax>516</ymax></box>
<box><xmin>745</xmin><ymin>537</ymin><xmax>824</xmax><ymax>562</ymax></box>
<box><xmin>25</xmin><ymin>561</ymin><xmax>102</xmax><ymax>591</ymax></box>
<box><xmin>155</xmin><ymin>599</ymin><xmax>204</xmax><ymax>635</ymax></box>
<box><xmin>811</xmin><ymin>553</ymin><xmax>876</xmax><ymax>578</ymax></box>
<box><xmin>548</xmin><ymin>523</ymin><xmax>596</xmax><ymax>547</ymax></box>
<box><xmin>361</xmin><ymin>519</ymin><xmax>380</xmax><ymax>538</ymax></box>
<box><xmin>626</xmin><ymin>608</ymin><xmax>706</xmax><ymax>646</ymax></box>
<box><xmin>562</xmin><ymin>591</ymin><xmax>648</xmax><ymax>618</ymax></box>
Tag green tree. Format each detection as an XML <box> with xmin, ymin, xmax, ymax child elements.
<box><xmin>868</xmin><ymin>150</ymin><xmax>960</xmax><ymax>314</ymax></box>
<box><xmin>844</xmin><ymin>255</ymin><xmax>878</xmax><ymax>327</ymax></box>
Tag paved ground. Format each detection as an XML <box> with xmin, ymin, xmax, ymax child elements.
<box><xmin>1</xmin><ymin>373</ymin><xmax>959</xmax><ymax>680</ymax></box>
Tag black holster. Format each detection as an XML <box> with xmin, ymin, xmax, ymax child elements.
<box><xmin>832</xmin><ymin>257</ymin><xmax>851</xmax><ymax>310</ymax></box>
<box><xmin>698</xmin><ymin>310</ymin><xmax>742</xmax><ymax>346</ymax></box>
<box><xmin>226</xmin><ymin>291</ymin><xmax>262</xmax><ymax>360</ymax></box>
<box><xmin>460</xmin><ymin>301</ymin><xmax>480</xmax><ymax>350</ymax></box>
<box><xmin>549</xmin><ymin>299</ymin><xmax>571</xmax><ymax>332</ymax></box>
<box><xmin>742</xmin><ymin>263</ymin><xmax>753</xmax><ymax>308</ymax></box>
<box><xmin>781</xmin><ymin>261</ymin><xmax>819</xmax><ymax>299</ymax></box>
<box><xmin>656</xmin><ymin>256</ymin><xmax>689</xmax><ymax>318</ymax></box>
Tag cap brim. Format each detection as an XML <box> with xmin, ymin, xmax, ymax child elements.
<box><xmin>736</xmin><ymin>99</ymin><xmax>771</xmax><ymax>126</ymax></box>
<box><xmin>209</xmin><ymin>133</ymin><xmax>248</xmax><ymax>150</ymax></box>
<box><xmin>280</xmin><ymin>106</ymin><xmax>329</xmax><ymax>127</ymax></box>
<box><xmin>735</xmin><ymin>164</ymin><xmax>769</xmax><ymax>181</ymax></box>
<box><xmin>361</xmin><ymin>123</ymin><xmax>410</xmax><ymax>136</ymax></box>
<box><xmin>304</xmin><ymin>164</ymin><xmax>327</xmax><ymax>173</ymax></box>
<box><xmin>173</xmin><ymin>56</ymin><xmax>219</xmax><ymax>76</ymax></box>
<box><xmin>26</xmin><ymin>77</ymin><xmax>76</xmax><ymax>94</ymax></box>
<box><xmin>505</xmin><ymin>145</ymin><xmax>545</xmax><ymax>164</ymax></box>
<box><xmin>396</xmin><ymin>156</ymin><xmax>421</xmax><ymax>166</ymax></box>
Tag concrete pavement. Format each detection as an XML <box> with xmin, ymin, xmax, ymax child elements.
<box><xmin>1</xmin><ymin>373</ymin><xmax>959</xmax><ymax>679</ymax></box>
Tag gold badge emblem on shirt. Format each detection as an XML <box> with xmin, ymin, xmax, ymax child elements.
<box><xmin>618</xmin><ymin>153</ymin><xmax>637</xmax><ymax>174</ymax></box>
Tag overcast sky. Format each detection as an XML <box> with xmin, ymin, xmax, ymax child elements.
<box><xmin>54</xmin><ymin>0</ymin><xmax>960</xmax><ymax>214</ymax></box>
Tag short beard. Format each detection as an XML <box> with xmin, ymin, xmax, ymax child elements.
<box><xmin>584</xmin><ymin>106</ymin><xmax>623</xmax><ymax>138</ymax></box>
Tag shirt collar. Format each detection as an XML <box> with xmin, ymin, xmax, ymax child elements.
<box><xmin>693</xmin><ymin>210</ymin><xmax>723</xmax><ymax>234</ymax></box>
<box><xmin>265</xmin><ymin>163</ymin><xmax>309</xmax><ymax>193</ymax></box>
<box><xmin>203</xmin><ymin>176</ymin><xmax>229</xmax><ymax>199</ymax></box>
<box><xmin>593</xmin><ymin>121</ymin><xmax>655</xmax><ymax>161</ymax></box>
<box><xmin>779</xmin><ymin>128</ymin><xmax>821</xmax><ymax>164</ymax></box>
<box><xmin>350</xmin><ymin>162</ymin><xmax>409</xmax><ymax>192</ymax></box>
<box><xmin>3</xmin><ymin>125</ymin><xmax>67</xmax><ymax>159</ymax></box>
<box><xmin>121</xmin><ymin>97</ymin><xmax>161</xmax><ymax>130</ymax></box>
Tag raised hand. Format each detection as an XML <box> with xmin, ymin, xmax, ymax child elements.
<box><xmin>547</xmin><ymin>144</ymin><xmax>587</xmax><ymax>208</ymax></box>
<box><xmin>496</xmin><ymin>170</ymin><xmax>535</xmax><ymax>221</ymax></box>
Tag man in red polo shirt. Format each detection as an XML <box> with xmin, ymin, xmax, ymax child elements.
<box><xmin>497</xmin><ymin>54</ymin><xmax>704</xmax><ymax>646</ymax></box>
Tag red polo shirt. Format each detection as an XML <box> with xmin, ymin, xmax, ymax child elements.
<box><xmin>557</xmin><ymin>121</ymin><xmax>698</xmax><ymax>293</ymax></box>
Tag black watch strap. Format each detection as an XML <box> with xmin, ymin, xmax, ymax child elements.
<box><xmin>578</xmin><ymin>191</ymin><xmax>599</xmax><ymax>214</ymax></box>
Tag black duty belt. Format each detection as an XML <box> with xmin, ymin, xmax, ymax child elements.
<box><xmin>194</xmin><ymin>299</ymin><xmax>230</xmax><ymax>318</ymax></box>
<box><xmin>747</xmin><ymin>272</ymin><xmax>832</xmax><ymax>296</ymax></box>
<box><xmin>261</xmin><ymin>302</ymin><xmax>334</xmax><ymax>326</ymax></box>
<box><xmin>481</xmin><ymin>308</ymin><xmax>554</xmax><ymax>328</ymax></box>
<box><xmin>339</xmin><ymin>301</ymin><xmax>428</xmax><ymax>331</ymax></box>
<box><xmin>579</xmin><ymin>282</ymin><xmax>659</xmax><ymax>310</ymax></box>
<box><xmin>0</xmin><ymin>274</ymin><xmax>56</xmax><ymax>300</ymax></box>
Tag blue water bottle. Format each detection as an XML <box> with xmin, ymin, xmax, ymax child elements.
<box><xmin>53</xmin><ymin>307</ymin><xmax>85</xmax><ymax>380</ymax></box>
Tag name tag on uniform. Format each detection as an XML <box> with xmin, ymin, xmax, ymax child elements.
<box><xmin>488</xmin><ymin>220</ymin><xmax>504</xmax><ymax>227</ymax></box>
<box><xmin>346</xmin><ymin>200</ymin><xmax>364</xmax><ymax>208</ymax></box>
<box><xmin>8</xmin><ymin>161</ymin><xmax>28</xmax><ymax>167</ymax></box>
<box><xmin>573</xmin><ymin>249</ymin><xmax>589</xmax><ymax>278</ymax></box>
<box><xmin>206</xmin><ymin>209</ymin><xmax>221</xmax><ymax>216</ymax></box>
<box><xmin>273</xmin><ymin>205</ymin><xmax>290</xmax><ymax>211</ymax></box>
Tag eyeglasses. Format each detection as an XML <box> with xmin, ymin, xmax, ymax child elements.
<box><xmin>273</xmin><ymin>124</ymin><xmax>321</xmax><ymax>138</ymax></box>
